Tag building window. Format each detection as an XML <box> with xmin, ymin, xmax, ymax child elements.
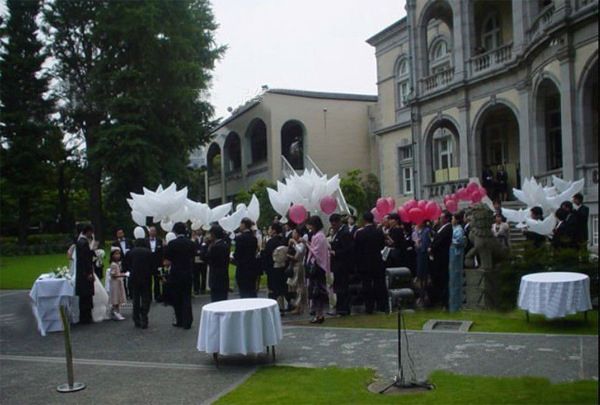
<box><xmin>398</xmin><ymin>145</ymin><xmax>413</xmax><ymax>195</ymax></box>
<box><xmin>396</xmin><ymin>57</ymin><xmax>410</xmax><ymax>108</ymax></box>
<box><xmin>429</xmin><ymin>37</ymin><xmax>451</xmax><ymax>74</ymax></box>
<box><xmin>545</xmin><ymin>94</ymin><xmax>562</xmax><ymax>170</ymax></box>
<box><xmin>481</xmin><ymin>13</ymin><xmax>501</xmax><ymax>51</ymax></box>
<box><xmin>435</xmin><ymin>136</ymin><xmax>453</xmax><ymax>170</ymax></box>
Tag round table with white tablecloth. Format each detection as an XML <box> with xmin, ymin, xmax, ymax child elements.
<box><xmin>29</xmin><ymin>275</ymin><xmax>79</xmax><ymax>336</ymax></box>
<box><xmin>517</xmin><ymin>272</ymin><xmax>592</xmax><ymax>319</ymax></box>
<box><xmin>197</xmin><ymin>298</ymin><xmax>282</xmax><ymax>362</ymax></box>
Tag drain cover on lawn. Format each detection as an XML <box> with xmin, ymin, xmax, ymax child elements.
<box><xmin>422</xmin><ymin>319</ymin><xmax>472</xmax><ymax>332</ymax></box>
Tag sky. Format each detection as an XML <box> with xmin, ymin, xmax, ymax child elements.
<box><xmin>209</xmin><ymin>0</ymin><xmax>405</xmax><ymax>118</ymax></box>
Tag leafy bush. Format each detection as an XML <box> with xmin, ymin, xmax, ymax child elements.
<box><xmin>0</xmin><ymin>233</ymin><xmax>72</xmax><ymax>256</ymax></box>
<box><xmin>489</xmin><ymin>243</ymin><xmax>598</xmax><ymax>311</ymax></box>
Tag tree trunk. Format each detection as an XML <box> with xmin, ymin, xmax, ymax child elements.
<box><xmin>87</xmin><ymin>165</ymin><xmax>104</xmax><ymax>244</ymax></box>
<box><xmin>17</xmin><ymin>196</ymin><xmax>30</xmax><ymax>246</ymax></box>
<box><xmin>57</xmin><ymin>162</ymin><xmax>70</xmax><ymax>233</ymax></box>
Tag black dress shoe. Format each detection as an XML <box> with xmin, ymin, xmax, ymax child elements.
<box><xmin>182</xmin><ymin>325</ymin><xmax>191</xmax><ymax>330</ymax></box>
<box><xmin>141</xmin><ymin>323</ymin><xmax>148</xmax><ymax>329</ymax></box>
<box><xmin>172</xmin><ymin>323</ymin><xmax>182</xmax><ymax>327</ymax></box>
<box><xmin>134</xmin><ymin>322</ymin><xmax>141</xmax><ymax>328</ymax></box>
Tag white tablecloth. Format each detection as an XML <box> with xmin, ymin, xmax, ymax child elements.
<box><xmin>197</xmin><ymin>298</ymin><xmax>283</xmax><ymax>355</ymax></box>
<box><xmin>517</xmin><ymin>272</ymin><xmax>592</xmax><ymax>319</ymax></box>
<box><xmin>29</xmin><ymin>276</ymin><xmax>78</xmax><ymax>336</ymax></box>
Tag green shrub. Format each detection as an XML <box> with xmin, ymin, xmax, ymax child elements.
<box><xmin>0</xmin><ymin>233</ymin><xmax>72</xmax><ymax>256</ymax></box>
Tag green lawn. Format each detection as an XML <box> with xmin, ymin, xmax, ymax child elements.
<box><xmin>316</xmin><ymin>309</ymin><xmax>598</xmax><ymax>335</ymax></box>
<box><xmin>0</xmin><ymin>253</ymin><xmax>264</xmax><ymax>290</ymax></box>
<box><xmin>0</xmin><ymin>254</ymin><xmax>67</xmax><ymax>289</ymax></box>
<box><xmin>216</xmin><ymin>366</ymin><xmax>598</xmax><ymax>405</ymax></box>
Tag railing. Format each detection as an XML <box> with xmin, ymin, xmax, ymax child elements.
<box><xmin>533</xmin><ymin>168</ymin><xmax>563</xmax><ymax>187</ymax></box>
<box><xmin>574</xmin><ymin>0</ymin><xmax>597</xmax><ymax>11</ymax></box>
<box><xmin>420</xmin><ymin>67</ymin><xmax>455</xmax><ymax>94</ymax></box>
<box><xmin>529</xmin><ymin>4</ymin><xmax>555</xmax><ymax>41</ymax></box>
<box><xmin>576</xmin><ymin>163</ymin><xmax>599</xmax><ymax>195</ymax></box>
<box><xmin>469</xmin><ymin>43</ymin><xmax>513</xmax><ymax>75</ymax></box>
<box><xmin>423</xmin><ymin>178</ymin><xmax>469</xmax><ymax>200</ymax></box>
<box><xmin>246</xmin><ymin>161</ymin><xmax>268</xmax><ymax>177</ymax></box>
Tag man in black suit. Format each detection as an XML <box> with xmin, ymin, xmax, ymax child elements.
<box><xmin>127</xmin><ymin>227</ymin><xmax>156</xmax><ymax>329</ymax></box>
<box><xmin>145</xmin><ymin>226</ymin><xmax>164</xmax><ymax>302</ymax></box>
<box><xmin>191</xmin><ymin>230</ymin><xmax>207</xmax><ymax>295</ymax></box>
<box><xmin>234</xmin><ymin>218</ymin><xmax>259</xmax><ymax>298</ymax></box>
<box><xmin>112</xmin><ymin>228</ymin><xmax>133</xmax><ymax>298</ymax></box>
<box><xmin>428</xmin><ymin>211</ymin><xmax>453</xmax><ymax>308</ymax></box>
<box><xmin>164</xmin><ymin>222</ymin><xmax>196</xmax><ymax>329</ymax></box>
<box><xmin>572</xmin><ymin>193</ymin><xmax>589</xmax><ymax>248</ymax></box>
<box><xmin>329</xmin><ymin>214</ymin><xmax>354</xmax><ymax>316</ymax></box>
<box><xmin>354</xmin><ymin>211</ymin><xmax>387</xmax><ymax>314</ymax></box>
<box><xmin>75</xmin><ymin>224</ymin><xmax>95</xmax><ymax>324</ymax></box>
<box><xmin>261</xmin><ymin>222</ymin><xmax>286</xmax><ymax>301</ymax></box>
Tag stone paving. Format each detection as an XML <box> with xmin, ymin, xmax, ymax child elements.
<box><xmin>0</xmin><ymin>290</ymin><xmax>597</xmax><ymax>404</ymax></box>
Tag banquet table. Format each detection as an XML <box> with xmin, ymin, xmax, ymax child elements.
<box><xmin>197</xmin><ymin>298</ymin><xmax>283</xmax><ymax>364</ymax></box>
<box><xmin>29</xmin><ymin>275</ymin><xmax>78</xmax><ymax>336</ymax></box>
<box><xmin>517</xmin><ymin>272</ymin><xmax>592</xmax><ymax>319</ymax></box>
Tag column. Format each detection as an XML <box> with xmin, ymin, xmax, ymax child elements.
<box><xmin>452</xmin><ymin>1</ymin><xmax>466</xmax><ymax>81</ymax></box>
<box><xmin>458</xmin><ymin>102</ymin><xmax>470</xmax><ymax>179</ymax></box>
<box><xmin>517</xmin><ymin>81</ymin><xmax>533</xmax><ymax>179</ymax></box>
<box><xmin>512</xmin><ymin>0</ymin><xmax>528</xmax><ymax>55</ymax></box>
<box><xmin>412</xmin><ymin>109</ymin><xmax>423</xmax><ymax>199</ymax></box>
<box><xmin>558</xmin><ymin>49</ymin><xmax>576</xmax><ymax>180</ymax></box>
<box><xmin>220</xmin><ymin>143</ymin><xmax>227</xmax><ymax>203</ymax></box>
<box><xmin>406</xmin><ymin>0</ymin><xmax>423</xmax><ymax>97</ymax></box>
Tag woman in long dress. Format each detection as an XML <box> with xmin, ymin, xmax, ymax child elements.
<box><xmin>448</xmin><ymin>213</ymin><xmax>466</xmax><ymax>313</ymax></box>
<box><xmin>287</xmin><ymin>229</ymin><xmax>307</xmax><ymax>315</ymax></box>
<box><xmin>303</xmin><ymin>216</ymin><xmax>330</xmax><ymax>324</ymax></box>
<box><xmin>108</xmin><ymin>248</ymin><xmax>127</xmax><ymax>320</ymax></box>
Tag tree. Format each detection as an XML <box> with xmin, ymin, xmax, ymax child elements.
<box><xmin>91</xmin><ymin>0</ymin><xmax>224</xmax><ymax>229</ymax></box>
<box><xmin>43</xmin><ymin>0</ymin><xmax>108</xmax><ymax>241</ymax></box>
<box><xmin>0</xmin><ymin>0</ymin><xmax>54</xmax><ymax>244</ymax></box>
<box><xmin>340</xmin><ymin>169</ymin><xmax>381</xmax><ymax>217</ymax></box>
<box><xmin>234</xmin><ymin>179</ymin><xmax>277</xmax><ymax>229</ymax></box>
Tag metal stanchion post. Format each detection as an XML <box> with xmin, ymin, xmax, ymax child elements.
<box><xmin>57</xmin><ymin>305</ymin><xmax>86</xmax><ymax>393</ymax></box>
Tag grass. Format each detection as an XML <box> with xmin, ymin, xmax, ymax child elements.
<box><xmin>0</xmin><ymin>254</ymin><xmax>67</xmax><ymax>290</ymax></box>
<box><xmin>0</xmin><ymin>253</ymin><xmax>265</xmax><ymax>290</ymax></box>
<box><xmin>216</xmin><ymin>366</ymin><xmax>599</xmax><ymax>405</ymax></box>
<box><xmin>317</xmin><ymin>309</ymin><xmax>598</xmax><ymax>335</ymax></box>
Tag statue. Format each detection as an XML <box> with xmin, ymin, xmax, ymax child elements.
<box><xmin>465</xmin><ymin>203</ymin><xmax>507</xmax><ymax>270</ymax></box>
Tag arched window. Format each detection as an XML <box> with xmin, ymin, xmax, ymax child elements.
<box><xmin>396</xmin><ymin>57</ymin><xmax>410</xmax><ymax>108</ymax></box>
<box><xmin>431</xmin><ymin>126</ymin><xmax>459</xmax><ymax>183</ymax></box>
<box><xmin>429</xmin><ymin>37</ymin><xmax>451</xmax><ymax>74</ymax></box>
<box><xmin>482</xmin><ymin>13</ymin><xmax>501</xmax><ymax>51</ymax></box>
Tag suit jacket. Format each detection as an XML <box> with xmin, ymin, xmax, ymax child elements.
<box><xmin>126</xmin><ymin>245</ymin><xmax>156</xmax><ymax>287</ymax></box>
<box><xmin>234</xmin><ymin>231</ymin><xmax>258</xmax><ymax>270</ymax></box>
<box><xmin>430</xmin><ymin>222</ymin><xmax>452</xmax><ymax>260</ymax></box>
<box><xmin>330</xmin><ymin>225</ymin><xmax>354</xmax><ymax>273</ymax></box>
<box><xmin>262</xmin><ymin>235</ymin><xmax>286</xmax><ymax>272</ymax></box>
<box><xmin>145</xmin><ymin>237</ymin><xmax>164</xmax><ymax>270</ymax></box>
<box><xmin>164</xmin><ymin>236</ymin><xmax>196</xmax><ymax>283</ymax></box>
<box><xmin>574</xmin><ymin>205</ymin><xmax>589</xmax><ymax>244</ymax></box>
<box><xmin>354</xmin><ymin>224</ymin><xmax>385</xmax><ymax>276</ymax></box>
<box><xmin>75</xmin><ymin>236</ymin><xmax>94</xmax><ymax>296</ymax></box>
<box><xmin>206</xmin><ymin>239</ymin><xmax>230</xmax><ymax>291</ymax></box>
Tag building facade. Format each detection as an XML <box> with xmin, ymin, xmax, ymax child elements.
<box><xmin>367</xmin><ymin>0</ymin><xmax>598</xmax><ymax>246</ymax></box>
<box><xmin>203</xmin><ymin>89</ymin><xmax>377</xmax><ymax>206</ymax></box>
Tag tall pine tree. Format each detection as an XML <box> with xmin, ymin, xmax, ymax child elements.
<box><xmin>43</xmin><ymin>0</ymin><xmax>108</xmax><ymax>241</ymax></box>
<box><xmin>0</xmin><ymin>0</ymin><xmax>54</xmax><ymax>244</ymax></box>
<box><xmin>92</xmin><ymin>0</ymin><xmax>224</xmax><ymax>227</ymax></box>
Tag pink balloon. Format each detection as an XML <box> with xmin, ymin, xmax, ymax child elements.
<box><xmin>403</xmin><ymin>199</ymin><xmax>417</xmax><ymax>211</ymax></box>
<box><xmin>289</xmin><ymin>204</ymin><xmax>307</xmax><ymax>224</ymax></box>
<box><xmin>470</xmin><ymin>189</ymin><xmax>483</xmax><ymax>203</ymax></box>
<box><xmin>478</xmin><ymin>186</ymin><xmax>487</xmax><ymax>197</ymax></box>
<box><xmin>466</xmin><ymin>182</ymin><xmax>479</xmax><ymax>194</ymax></box>
<box><xmin>425</xmin><ymin>201</ymin><xmax>438</xmax><ymax>220</ymax></box>
<box><xmin>397</xmin><ymin>207</ymin><xmax>410</xmax><ymax>223</ymax></box>
<box><xmin>371</xmin><ymin>207</ymin><xmax>384</xmax><ymax>224</ymax></box>
<box><xmin>417</xmin><ymin>200</ymin><xmax>428</xmax><ymax>210</ymax></box>
<box><xmin>408</xmin><ymin>207</ymin><xmax>426</xmax><ymax>225</ymax></box>
<box><xmin>376</xmin><ymin>198</ymin><xmax>390</xmax><ymax>215</ymax></box>
<box><xmin>385</xmin><ymin>197</ymin><xmax>396</xmax><ymax>213</ymax></box>
<box><xmin>319</xmin><ymin>195</ymin><xmax>337</xmax><ymax>215</ymax></box>
<box><xmin>445</xmin><ymin>199</ymin><xmax>458</xmax><ymax>214</ymax></box>
<box><xmin>434</xmin><ymin>204</ymin><xmax>443</xmax><ymax>220</ymax></box>
<box><xmin>456</xmin><ymin>188</ymin><xmax>468</xmax><ymax>201</ymax></box>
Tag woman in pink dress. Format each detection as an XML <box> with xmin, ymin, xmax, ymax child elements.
<box><xmin>109</xmin><ymin>248</ymin><xmax>127</xmax><ymax>320</ymax></box>
<box><xmin>303</xmin><ymin>216</ymin><xmax>331</xmax><ymax>324</ymax></box>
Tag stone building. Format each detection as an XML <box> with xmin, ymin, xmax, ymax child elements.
<box><xmin>203</xmin><ymin>89</ymin><xmax>377</xmax><ymax>206</ymax></box>
<box><xmin>367</xmin><ymin>0</ymin><xmax>598</xmax><ymax>246</ymax></box>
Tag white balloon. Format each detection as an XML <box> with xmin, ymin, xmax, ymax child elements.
<box><xmin>160</xmin><ymin>220</ymin><xmax>174</xmax><ymax>232</ymax></box>
<box><xmin>247</xmin><ymin>195</ymin><xmax>260</xmax><ymax>223</ymax></box>
<box><xmin>131</xmin><ymin>210</ymin><xmax>146</xmax><ymax>226</ymax></box>
<box><xmin>165</xmin><ymin>232</ymin><xmax>176</xmax><ymax>244</ymax></box>
<box><xmin>210</xmin><ymin>203</ymin><xmax>233</xmax><ymax>223</ymax></box>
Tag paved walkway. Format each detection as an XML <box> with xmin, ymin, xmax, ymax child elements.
<box><xmin>0</xmin><ymin>290</ymin><xmax>597</xmax><ymax>404</ymax></box>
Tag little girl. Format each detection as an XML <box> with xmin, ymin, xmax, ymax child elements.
<box><xmin>109</xmin><ymin>247</ymin><xmax>127</xmax><ymax>320</ymax></box>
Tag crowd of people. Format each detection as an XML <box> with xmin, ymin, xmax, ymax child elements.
<box><xmin>72</xmin><ymin>192</ymin><xmax>589</xmax><ymax>329</ymax></box>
